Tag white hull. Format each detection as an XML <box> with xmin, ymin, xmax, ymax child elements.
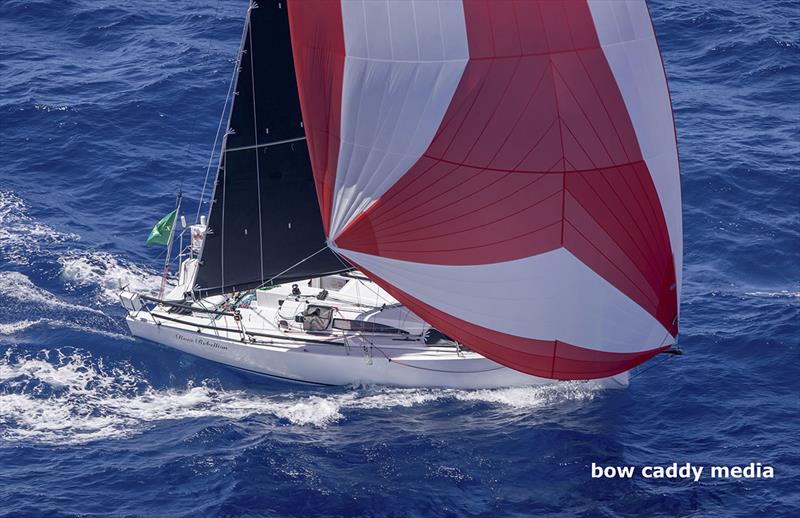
<box><xmin>126</xmin><ymin>313</ymin><xmax>628</xmax><ymax>389</ymax></box>
<box><xmin>122</xmin><ymin>269</ymin><xmax>628</xmax><ymax>389</ymax></box>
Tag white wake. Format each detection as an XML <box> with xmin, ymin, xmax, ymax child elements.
<box><xmin>0</xmin><ymin>271</ymin><xmax>133</xmax><ymax>343</ymax></box>
<box><xmin>59</xmin><ymin>250</ymin><xmax>163</xmax><ymax>304</ymax></box>
<box><xmin>0</xmin><ymin>348</ymin><xmax>602</xmax><ymax>445</ymax></box>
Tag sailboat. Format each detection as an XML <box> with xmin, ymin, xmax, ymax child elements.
<box><xmin>120</xmin><ymin>0</ymin><xmax>682</xmax><ymax>389</ymax></box>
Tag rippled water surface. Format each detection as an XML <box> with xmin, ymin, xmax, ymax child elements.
<box><xmin>1</xmin><ymin>1</ymin><xmax>798</xmax><ymax>516</ymax></box>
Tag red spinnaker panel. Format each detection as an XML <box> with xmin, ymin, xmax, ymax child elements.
<box><xmin>287</xmin><ymin>0</ymin><xmax>345</xmax><ymax>235</ymax></box>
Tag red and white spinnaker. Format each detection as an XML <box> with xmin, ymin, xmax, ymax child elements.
<box><xmin>288</xmin><ymin>0</ymin><xmax>682</xmax><ymax>380</ymax></box>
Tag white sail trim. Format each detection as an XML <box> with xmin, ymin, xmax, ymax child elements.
<box><xmin>588</xmin><ymin>0</ymin><xmax>683</xmax><ymax>299</ymax></box>
<box><xmin>338</xmin><ymin>247</ymin><xmax>674</xmax><ymax>354</ymax></box>
<box><xmin>329</xmin><ymin>0</ymin><xmax>469</xmax><ymax>240</ymax></box>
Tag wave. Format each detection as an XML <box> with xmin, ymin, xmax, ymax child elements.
<box><xmin>59</xmin><ymin>250</ymin><xmax>163</xmax><ymax>304</ymax></box>
<box><xmin>0</xmin><ymin>319</ymin><xmax>47</xmax><ymax>336</ymax></box>
<box><xmin>0</xmin><ymin>317</ymin><xmax>134</xmax><ymax>341</ymax></box>
<box><xmin>0</xmin><ymin>189</ymin><xmax>164</xmax><ymax>307</ymax></box>
<box><xmin>0</xmin><ymin>271</ymin><xmax>106</xmax><ymax>316</ymax></box>
<box><xmin>0</xmin><ymin>348</ymin><xmax>602</xmax><ymax>445</ymax></box>
<box><xmin>744</xmin><ymin>290</ymin><xmax>800</xmax><ymax>299</ymax></box>
<box><xmin>0</xmin><ymin>190</ymin><xmax>80</xmax><ymax>266</ymax></box>
<box><xmin>0</xmin><ymin>271</ymin><xmax>133</xmax><ymax>342</ymax></box>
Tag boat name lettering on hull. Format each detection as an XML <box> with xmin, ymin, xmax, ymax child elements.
<box><xmin>175</xmin><ymin>332</ymin><xmax>228</xmax><ymax>351</ymax></box>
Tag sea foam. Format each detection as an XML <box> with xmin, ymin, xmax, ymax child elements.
<box><xmin>59</xmin><ymin>250</ymin><xmax>163</xmax><ymax>304</ymax></box>
<box><xmin>0</xmin><ymin>348</ymin><xmax>602</xmax><ymax>445</ymax></box>
<box><xmin>0</xmin><ymin>190</ymin><xmax>79</xmax><ymax>266</ymax></box>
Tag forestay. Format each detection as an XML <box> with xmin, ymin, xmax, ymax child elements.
<box><xmin>288</xmin><ymin>0</ymin><xmax>682</xmax><ymax>380</ymax></box>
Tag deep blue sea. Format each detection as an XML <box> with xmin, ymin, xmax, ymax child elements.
<box><xmin>1</xmin><ymin>0</ymin><xmax>798</xmax><ymax>516</ymax></box>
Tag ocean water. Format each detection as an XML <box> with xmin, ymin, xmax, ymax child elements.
<box><xmin>1</xmin><ymin>0</ymin><xmax>798</xmax><ymax>515</ymax></box>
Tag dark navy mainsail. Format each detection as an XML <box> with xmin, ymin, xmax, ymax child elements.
<box><xmin>194</xmin><ymin>1</ymin><xmax>349</xmax><ymax>297</ymax></box>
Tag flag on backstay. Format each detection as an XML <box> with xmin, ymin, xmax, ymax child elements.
<box><xmin>146</xmin><ymin>210</ymin><xmax>176</xmax><ymax>246</ymax></box>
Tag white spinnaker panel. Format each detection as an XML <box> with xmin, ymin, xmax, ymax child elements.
<box><xmin>330</xmin><ymin>0</ymin><xmax>469</xmax><ymax>239</ymax></box>
<box><xmin>588</xmin><ymin>0</ymin><xmax>683</xmax><ymax>300</ymax></box>
<box><xmin>338</xmin><ymin>247</ymin><xmax>674</xmax><ymax>353</ymax></box>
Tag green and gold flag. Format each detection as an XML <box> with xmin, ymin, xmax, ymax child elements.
<box><xmin>146</xmin><ymin>210</ymin><xmax>176</xmax><ymax>246</ymax></box>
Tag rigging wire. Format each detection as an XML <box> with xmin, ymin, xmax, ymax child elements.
<box><xmin>629</xmin><ymin>353</ymin><xmax>675</xmax><ymax>381</ymax></box>
<box><xmin>328</xmin><ymin>246</ymin><xmax>392</xmax><ymax>306</ymax></box>
<box><xmin>215</xmin><ymin>2</ymin><xmax>254</xmax><ymax>290</ymax></box>
<box><xmin>246</xmin><ymin>3</ymin><xmax>266</xmax><ymax>284</ymax></box>
<box><xmin>192</xmin><ymin>0</ymin><xmax>222</xmax><ymax>183</ymax></box>
<box><xmin>194</xmin><ymin>1</ymin><xmax>250</xmax><ymax>224</ymax></box>
<box><xmin>256</xmin><ymin>244</ymin><xmax>331</xmax><ymax>290</ymax></box>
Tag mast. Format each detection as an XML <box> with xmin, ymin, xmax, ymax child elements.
<box><xmin>158</xmin><ymin>191</ymin><xmax>181</xmax><ymax>299</ymax></box>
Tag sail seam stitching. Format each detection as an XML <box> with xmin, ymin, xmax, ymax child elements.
<box><xmin>247</xmin><ymin>7</ymin><xmax>266</xmax><ymax>285</ymax></box>
<box><xmin>225</xmin><ymin>136</ymin><xmax>306</xmax><ymax>153</ymax></box>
